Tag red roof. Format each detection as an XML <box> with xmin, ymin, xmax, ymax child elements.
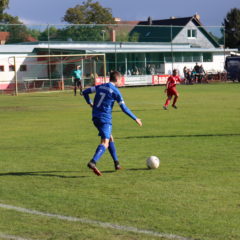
<box><xmin>26</xmin><ymin>36</ymin><xmax>37</xmax><ymax>42</ymax></box>
<box><xmin>0</xmin><ymin>32</ymin><xmax>10</xmax><ymax>41</ymax></box>
<box><xmin>116</xmin><ymin>21</ymin><xmax>140</xmax><ymax>25</ymax></box>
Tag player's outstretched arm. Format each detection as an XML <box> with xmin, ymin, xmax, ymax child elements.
<box><xmin>135</xmin><ymin>118</ymin><xmax>142</xmax><ymax>126</ymax></box>
<box><xmin>115</xmin><ymin>90</ymin><xmax>142</xmax><ymax>126</ymax></box>
<box><xmin>119</xmin><ymin>102</ymin><xmax>142</xmax><ymax>127</ymax></box>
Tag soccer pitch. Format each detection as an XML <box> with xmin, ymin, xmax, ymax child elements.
<box><xmin>0</xmin><ymin>84</ymin><xmax>239</xmax><ymax>240</ymax></box>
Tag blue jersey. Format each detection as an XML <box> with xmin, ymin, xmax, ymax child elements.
<box><xmin>83</xmin><ymin>83</ymin><xmax>137</xmax><ymax>123</ymax></box>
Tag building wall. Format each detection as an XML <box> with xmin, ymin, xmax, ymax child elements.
<box><xmin>0</xmin><ymin>54</ymin><xmax>48</xmax><ymax>90</ymax></box>
<box><xmin>172</xmin><ymin>21</ymin><xmax>215</xmax><ymax>48</ymax></box>
<box><xmin>165</xmin><ymin>53</ymin><xmax>226</xmax><ymax>76</ymax></box>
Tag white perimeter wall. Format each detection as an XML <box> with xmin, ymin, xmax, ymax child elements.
<box><xmin>165</xmin><ymin>53</ymin><xmax>227</xmax><ymax>77</ymax></box>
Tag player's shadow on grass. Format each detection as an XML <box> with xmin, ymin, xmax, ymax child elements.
<box><xmin>101</xmin><ymin>168</ymin><xmax>148</xmax><ymax>173</ymax></box>
<box><xmin>0</xmin><ymin>171</ymin><xmax>87</xmax><ymax>179</ymax></box>
<box><xmin>101</xmin><ymin>170</ymin><xmax>116</xmax><ymax>174</ymax></box>
<box><xmin>112</xmin><ymin>109</ymin><xmax>161</xmax><ymax>113</ymax></box>
<box><xmin>117</xmin><ymin>133</ymin><xmax>240</xmax><ymax>139</ymax></box>
<box><xmin>127</xmin><ymin>168</ymin><xmax>149</xmax><ymax>171</ymax></box>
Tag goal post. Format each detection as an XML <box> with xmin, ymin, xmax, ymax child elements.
<box><xmin>9</xmin><ymin>53</ymin><xmax>106</xmax><ymax>95</ymax></box>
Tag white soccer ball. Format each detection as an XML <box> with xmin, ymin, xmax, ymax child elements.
<box><xmin>146</xmin><ymin>156</ymin><xmax>160</xmax><ymax>169</ymax></box>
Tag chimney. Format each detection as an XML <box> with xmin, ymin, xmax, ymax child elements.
<box><xmin>148</xmin><ymin>16</ymin><xmax>152</xmax><ymax>25</ymax></box>
<box><xmin>114</xmin><ymin>17</ymin><xmax>121</xmax><ymax>22</ymax></box>
<box><xmin>194</xmin><ymin>13</ymin><xmax>201</xmax><ymax>21</ymax></box>
<box><xmin>110</xmin><ymin>29</ymin><xmax>116</xmax><ymax>42</ymax></box>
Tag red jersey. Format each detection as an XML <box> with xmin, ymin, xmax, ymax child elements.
<box><xmin>166</xmin><ymin>75</ymin><xmax>181</xmax><ymax>89</ymax></box>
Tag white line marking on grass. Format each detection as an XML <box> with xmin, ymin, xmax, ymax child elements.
<box><xmin>0</xmin><ymin>232</ymin><xmax>35</xmax><ymax>240</ymax></box>
<box><xmin>18</xmin><ymin>89</ymin><xmax>75</xmax><ymax>96</ymax></box>
<box><xmin>19</xmin><ymin>90</ymin><xmax>67</xmax><ymax>95</ymax></box>
<box><xmin>0</xmin><ymin>203</ymin><xmax>196</xmax><ymax>240</ymax></box>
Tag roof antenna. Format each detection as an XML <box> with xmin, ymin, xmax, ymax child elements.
<box><xmin>148</xmin><ymin>16</ymin><xmax>152</xmax><ymax>25</ymax></box>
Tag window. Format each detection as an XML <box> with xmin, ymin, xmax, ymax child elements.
<box><xmin>0</xmin><ymin>65</ymin><xmax>4</xmax><ymax>72</ymax></box>
<box><xmin>183</xmin><ymin>53</ymin><xmax>193</xmax><ymax>62</ymax></box>
<box><xmin>9</xmin><ymin>65</ymin><xmax>15</xmax><ymax>71</ymax></box>
<box><xmin>173</xmin><ymin>53</ymin><xmax>183</xmax><ymax>62</ymax></box>
<box><xmin>203</xmin><ymin>53</ymin><xmax>213</xmax><ymax>62</ymax></box>
<box><xmin>192</xmin><ymin>29</ymin><xmax>197</xmax><ymax>38</ymax></box>
<box><xmin>187</xmin><ymin>29</ymin><xmax>197</xmax><ymax>38</ymax></box>
<box><xmin>193</xmin><ymin>53</ymin><xmax>201</xmax><ymax>62</ymax></box>
<box><xmin>164</xmin><ymin>53</ymin><xmax>173</xmax><ymax>63</ymax></box>
<box><xmin>20</xmin><ymin>65</ymin><xmax>27</xmax><ymax>72</ymax></box>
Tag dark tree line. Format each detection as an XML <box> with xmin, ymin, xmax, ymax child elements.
<box><xmin>0</xmin><ymin>0</ymin><xmax>239</xmax><ymax>48</ymax></box>
<box><xmin>223</xmin><ymin>8</ymin><xmax>240</xmax><ymax>49</ymax></box>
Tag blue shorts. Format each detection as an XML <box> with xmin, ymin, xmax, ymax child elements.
<box><xmin>93</xmin><ymin>118</ymin><xmax>112</xmax><ymax>139</ymax></box>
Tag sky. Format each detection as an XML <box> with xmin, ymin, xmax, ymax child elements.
<box><xmin>7</xmin><ymin>0</ymin><xmax>240</xmax><ymax>26</ymax></box>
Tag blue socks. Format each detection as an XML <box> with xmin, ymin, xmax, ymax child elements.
<box><xmin>108</xmin><ymin>141</ymin><xmax>118</xmax><ymax>163</ymax></box>
<box><xmin>92</xmin><ymin>144</ymin><xmax>106</xmax><ymax>163</ymax></box>
<box><xmin>92</xmin><ymin>142</ymin><xmax>118</xmax><ymax>164</ymax></box>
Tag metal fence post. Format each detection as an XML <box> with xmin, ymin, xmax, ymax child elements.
<box><xmin>14</xmin><ymin>56</ymin><xmax>18</xmax><ymax>96</ymax></box>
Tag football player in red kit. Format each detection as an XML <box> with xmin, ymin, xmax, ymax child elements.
<box><xmin>163</xmin><ymin>69</ymin><xmax>181</xmax><ymax>110</ymax></box>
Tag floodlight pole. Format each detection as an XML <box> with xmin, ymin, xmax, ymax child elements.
<box><xmin>47</xmin><ymin>24</ymin><xmax>52</xmax><ymax>88</ymax></box>
<box><xmin>144</xmin><ymin>55</ymin><xmax>147</xmax><ymax>74</ymax></box>
<box><xmin>81</xmin><ymin>59</ymin><xmax>84</xmax><ymax>88</ymax></box>
<box><xmin>14</xmin><ymin>56</ymin><xmax>18</xmax><ymax>96</ymax></box>
<box><xmin>223</xmin><ymin>26</ymin><xmax>226</xmax><ymax>81</ymax></box>
<box><xmin>170</xmin><ymin>25</ymin><xmax>174</xmax><ymax>73</ymax></box>
<box><xmin>60</xmin><ymin>55</ymin><xmax>64</xmax><ymax>90</ymax></box>
<box><xmin>103</xmin><ymin>54</ymin><xmax>107</xmax><ymax>83</ymax></box>
<box><xmin>125</xmin><ymin>57</ymin><xmax>128</xmax><ymax>76</ymax></box>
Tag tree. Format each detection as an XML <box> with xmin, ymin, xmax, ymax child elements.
<box><xmin>63</xmin><ymin>0</ymin><xmax>115</xmax><ymax>24</ymax></box>
<box><xmin>0</xmin><ymin>0</ymin><xmax>36</xmax><ymax>43</ymax></box>
<box><xmin>0</xmin><ymin>12</ymin><xmax>29</xmax><ymax>43</ymax></box>
<box><xmin>129</xmin><ymin>32</ymin><xmax>140</xmax><ymax>42</ymax></box>
<box><xmin>0</xmin><ymin>0</ymin><xmax>9</xmax><ymax>14</ymax></box>
<box><xmin>223</xmin><ymin>8</ymin><xmax>240</xmax><ymax>49</ymax></box>
<box><xmin>62</xmin><ymin>0</ymin><xmax>114</xmax><ymax>42</ymax></box>
<box><xmin>27</xmin><ymin>29</ymin><xmax>41</xmax><ymax>40</ymax></box>
<box><xmin>61</xmin><ymin>25</ymin><xmax>106</xmax><ymax>41</ymax></box>
<box><xmin>39</xmin><ymin>26</ymin><xmax>60</xmax><ymax>41</ymax></box>
<box><xmin>0</xmin><ymin>0</ymin><xmax>19</xmax><ymax>23</ymax></box>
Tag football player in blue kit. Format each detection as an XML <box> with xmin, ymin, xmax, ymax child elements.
<box><xmin>83</xmin><ymin>71</ymin><xmax>142</xmax><ymax>176</ymax></box>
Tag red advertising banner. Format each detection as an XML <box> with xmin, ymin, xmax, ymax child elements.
<box><xmin>118</xmin><ymin>76</ymin><xmax>125</xmax><ymax>87</ymax></box>
<box><xmin>95</xmin><ymin>77</ymin><xmax>125</xmax><ymax>87</ymax></box>
<box><xmin>95</xmin><ymin>75</ymin><xmax>168</xmax><ymax>87</ymax></box>
<box><xmin>95</xmin><ymin>77</ymin><xmax>109</xmax><ymax>85</ymax></box>
<box><xmin>152</xmin><ymin>75</ymin><xmax>170</xmax><ymax>85</ymax></box>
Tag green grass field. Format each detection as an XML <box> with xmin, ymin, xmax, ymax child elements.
<box><xmin>0</xmin><ymin>84</ymin><xmax>240</xmax><ymax>240</ymax></box>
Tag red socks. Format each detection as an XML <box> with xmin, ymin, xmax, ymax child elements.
<box><xmin>164</xmin><ymin>99</ymin><xmax>171</xmax><ymax>107</ymax></box>
<box><xmin>172</xmin><ymin>96</ymin><xmax>178</xmax><ymax>106</ymax></box>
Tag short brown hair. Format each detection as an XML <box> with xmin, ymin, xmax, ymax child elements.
<box><xmin>110</xmin><ymin>71</ymin><xmax>121</xmax><ymax>82</ymax></box>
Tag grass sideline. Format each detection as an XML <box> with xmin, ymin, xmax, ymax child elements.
<box><xmin>0</xmin><ymin>83</ymin><xmax>240</xmax><ymax>240</ymax></box>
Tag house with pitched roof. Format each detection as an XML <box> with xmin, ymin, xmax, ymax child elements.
<box><xmin>129</xmin><ymin>15</ymin><xmax>220</xmax><ymax>48</ymax></box>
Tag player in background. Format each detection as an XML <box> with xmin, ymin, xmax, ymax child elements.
<box><xmin>163</xmin><ymin>69</ymin><xmax>182</xmax><ymax>110</ymax></box>
<box><xmin>83</xmin><ymin>71</ymin><xmax>142</xmax><ymax>176</ymax></box>
<box><xmin>72</xmin><ymin>65</ymin><xmax>83</xmax><ymax>96</ymax></box>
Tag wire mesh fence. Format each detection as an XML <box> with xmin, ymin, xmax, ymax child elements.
<box><xmin>0</xmin><ymin>23</ymin><xmax>238</xmax><ymax>94</ymax></box>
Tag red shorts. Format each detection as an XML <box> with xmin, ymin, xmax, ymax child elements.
<box><xmin>167</xmin><ymin>87</ymin><xmax>178</xmax><ymax>97</ymax></box>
